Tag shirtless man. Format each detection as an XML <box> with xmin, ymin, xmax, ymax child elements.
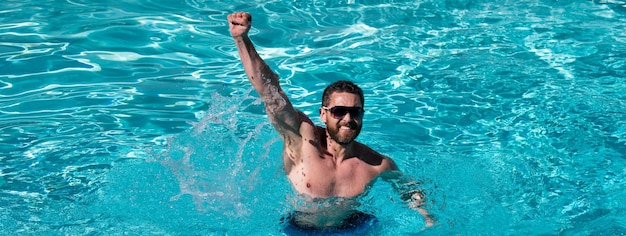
<box><xmin>228</xmin><ymin>12</ymin><xmax>433</xmax><ymax>231</ymax></box>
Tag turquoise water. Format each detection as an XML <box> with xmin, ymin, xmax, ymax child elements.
<box><xmin>1</xmin><ymin>0</ymin><xmax>625</xmax><ymax>235</ymax></box>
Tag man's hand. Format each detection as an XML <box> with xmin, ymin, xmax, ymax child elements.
<box><xmin>407</xmin><ymin>191</ymin><xmax>434</xmax><ymax>227</ymax></box>
<box><xmin>228</xmin><ymin>12</ymin><xmax>251</xmax><ymax>38</ymax></box>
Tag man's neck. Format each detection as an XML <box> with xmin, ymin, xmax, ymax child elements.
<box><xmin>325</xmin><ymin>133</ymin><xmax>355</xmax><ymax>163</ymax></box>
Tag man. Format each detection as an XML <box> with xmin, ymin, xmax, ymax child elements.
<box><xmin>228</xmin><ymin>12</ymin><xmax>433</xmax><ymax>232</ymax></box>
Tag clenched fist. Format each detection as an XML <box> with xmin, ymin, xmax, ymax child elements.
<box><xmin>228</xmin><ymin>12</ymin><xmax>252</xmax><ymax>38</ymax></box>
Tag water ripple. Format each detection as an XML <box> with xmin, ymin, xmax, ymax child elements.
<box><xmin>0</xmin><ymin>0</ymin><xmax>625</xmax><ymax>234</ymax></box>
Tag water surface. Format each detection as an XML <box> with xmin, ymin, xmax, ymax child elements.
<box><xmin>1</xmin><ymin>0</ymin><xmax>625</xmax><ymax>235</ymax></box>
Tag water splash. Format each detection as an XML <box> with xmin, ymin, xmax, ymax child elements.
<box><xmin>148</xmin><ymin>89</ymin><xmax>282</xmax><ymax>218</ymax></box>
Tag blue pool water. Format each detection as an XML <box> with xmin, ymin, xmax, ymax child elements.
<box><xmin>1</xmin><ymin>0</ymin><xmax>625</xmax><ymax>235</ymax></box>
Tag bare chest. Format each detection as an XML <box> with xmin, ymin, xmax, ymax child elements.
<box><xmin>287</xmin><ymin>153</ymin><xmax>379</xmax><ymax>198</ymax></box>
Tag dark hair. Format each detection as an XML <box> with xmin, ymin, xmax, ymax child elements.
<box><xmin>321</xmin><ymin>80</ymin><xmax>364</xmax><ymax>107</ymax></box>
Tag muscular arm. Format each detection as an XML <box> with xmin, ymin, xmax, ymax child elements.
<box><xmin>228</xmin><ymin>12</ymin><xmax>301</xmax><ymax>139</ymax></box>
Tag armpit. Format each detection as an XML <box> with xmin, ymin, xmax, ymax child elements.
<box><xmin>297</xmin><ymin>110</ymin><xmax>314</xmax><ymax>126</ymax></box>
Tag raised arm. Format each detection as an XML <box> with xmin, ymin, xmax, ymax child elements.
<box><xmin>228</xmin><ymin>12</ymin><xmax>301</xmax><ymax>138</ymax></box>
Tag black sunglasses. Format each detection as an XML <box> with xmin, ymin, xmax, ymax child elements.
<box><xmin>322</xmin><ymin>106</ymin><xmax>365</xmax><ymax>119</ymax></box>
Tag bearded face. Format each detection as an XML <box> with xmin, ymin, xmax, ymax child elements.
<box><xmin>321</xmin><ymin>92</ymin><xmax>364</xmax><ymax>145</ymax></box>
<box><xmin>326</xmin><ymin>118</ymin><xmax>362</xmax><ymax>145</ymax></box>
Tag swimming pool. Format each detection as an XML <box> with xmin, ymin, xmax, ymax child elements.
<box><xmin>1</xmin><ymin>0</ymin><xmax>625</xmax><ymax>234</ymax></box>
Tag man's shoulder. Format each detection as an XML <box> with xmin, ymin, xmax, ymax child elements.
<box><xmin>354</xmin><ymin>142</ymin><xmax>396</xmax><ymax>169</ymax></box>
<box><xmin>354</xmin><ymin>142</ymin><xmax>386</xmax><ymax>157</ymax></box>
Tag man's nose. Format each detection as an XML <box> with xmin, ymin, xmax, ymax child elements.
<box><xmin>342</xmin><ymin>112</ymin><xmax>352</xmax><ymax>121</ymax></box>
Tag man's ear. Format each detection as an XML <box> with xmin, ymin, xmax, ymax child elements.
<box><xmin>320</xmin><ymin>107</ymin><xmax>327</xmax><ymax>123</ymax></box>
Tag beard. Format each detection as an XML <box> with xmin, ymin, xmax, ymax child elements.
<box><xmin>327</xmin><ymin>120</ymin><xmax>362</xmax><ymax>145</ymax></box>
